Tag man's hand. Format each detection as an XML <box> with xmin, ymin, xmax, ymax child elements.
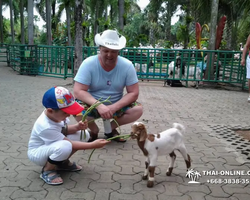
<box><xmin>96</xmin><ymin>104</ymin><xmax>114</xmax><ymax>119</ymax></box>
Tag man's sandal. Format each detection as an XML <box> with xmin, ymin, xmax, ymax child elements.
<box><xmin>104</xmin><ymin>129</ymin><xmax>127</xmax><ymax>143</ymax></box>
<box><xmin>40</xmin><ymin>170</ymin><xmax>63</xmax><ymax>185</ymax></box>
<box><xmin>88</xmin><ymin>132</ymin><xmax>98</xmax><ymax>142</ymax></box>
<box><xmin>57</xmin><ymin>160</ymin><xmax>82</xmax><ymax>172</ymax></box>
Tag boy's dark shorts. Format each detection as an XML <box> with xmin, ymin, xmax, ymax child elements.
<box><xmin>75</xmin><ymin>100</ymin><xmax>142</xmax><ymax>119</ymax></box>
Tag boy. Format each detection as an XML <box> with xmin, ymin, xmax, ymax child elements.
<box><xmin>27</xmin><ymin>86</ymin><xmax>110</xmax><ymax>185</ymax></box>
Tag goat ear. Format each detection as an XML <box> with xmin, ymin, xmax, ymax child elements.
<box><xmin>139</xmin><ymin>128</ymin><xmax>147</xmax><ymax>142</ymax></box>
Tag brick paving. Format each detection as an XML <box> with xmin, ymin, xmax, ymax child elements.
<box><xmin>1</xmin><ymin>63</ymin><xmax>250</xmax><ymax>200</ymax></box>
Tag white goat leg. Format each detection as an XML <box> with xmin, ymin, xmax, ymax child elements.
<box><xmin>146</xmin><ymin>155</ymin><xmax>158</xmax><ymax>187</ymax></box>
<box><xmin>178</xmin><ymin>144</ymin><xmax>191</xmax><ymax>169</ymax></box>
<box><xmin>143</xmin><ymin>157</ymin><xmax>149</xmax><ymax>180</ymax></box>
<box><xmin>166</xmin><ymin>151</ymin><xmax>176</xmax><ymax>176</ymax></box>
<box><xmin>147</xmin><ymin>166</ymin><xmax>156</xmax><ymax>188</ymax></box>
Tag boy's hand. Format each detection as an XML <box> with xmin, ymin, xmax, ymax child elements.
<box><xmin>77</xmin><ymin>120</ymin><xmax>88</xmax><ymax>130</ymax></box>
<box><xmin>92</xmin><ymin>139</ymin><xmax>111</xmax><ymax>148</ymax></box>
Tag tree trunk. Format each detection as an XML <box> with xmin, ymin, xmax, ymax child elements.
<box><xmin>94</xmin><ymin>1</ymin><xmax>99</xmax><ymax>36</ymax></box>
<box><xmin>149</xmin><ymin>24</ymin><xmax>155</xmax><ymax>47</ymax></box>
<box><xmin>110</xmin><ymin>5</ymin><xmax>113</xmax><ymax>24</ymax></box>
<box><xmin>46</xmin><ymin>0</ymin><xmax>52</xmax><ymax>45</ymax></box>
<box><xmin>118</xmin><ymin>0</ymin><xmax>124</xmax><ymax>31</ymax></box>
<box><xmin>165</xmin><ymin>2</ymin><xmax>172</xmax><ymax>40</ymax></box>
<box><xmin>9</xmin><ymin>0</ymin><xmax>15</xmax><ymax>43</ymax></box>
<box><xmin>74</xmin><ymin>0</ymin><xmax>84</xmax><ymax>76</ymax></box>
<box><xmin>205</xmin><ymin>0</ymin><xmax>219</xmax><ymax>80</ymax></box>
<box><xmin>28</xmin><ymin>0</ymin><xmax>34</xmax><ymax>45</ymax></box>
<box><xmin>66</xmin><ymin>6</ymin><xmax>71</xmax><ymax>46</ymax></box>
<box><xmin>20</xmin><ymin>0</ymin><xmax>25</xmax><ymax>44</ymax></box>
<box><xmin>184</xmin><ymin>1</ymin><xmax>191</xmax><ymax>49</ymax></box>
<box><xmin>0</xmin><ymin>0</ymin><xmax>3</xmax><ymax>43</ymax></box>
<box><xmin>52</xmin><ymin>0</ymin><xmax>56</xmax><ymax>32</ymax></box>
<box><xmin>225</xmin><ymin>14</ymin><xmax>232</xmax><ymax>50</ymax></box>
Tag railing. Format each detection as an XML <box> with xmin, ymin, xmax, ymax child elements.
<box><xmin>4</xmin><ymin>44</ymin><xmax>247</xmax><ymax>90</ymax></box>
<box><xmin>8</xmin><ymin>44</ymin><xmax>38</xmax><ymax>75</ymax></box>
<box><xmin>37</xmin><ymin>45</ymin><xmax>74</xmax><ymax>79</ymax></box>
<box><xmin>0</xmin><ymin>43</ymin><xmax>9</xmax><ymax>63</ymax></box>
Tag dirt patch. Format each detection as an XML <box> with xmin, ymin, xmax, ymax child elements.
<box><xmin>234</xmin><ymin>130</ymin><xmax>250</xmax><ymax>141</ymax></box>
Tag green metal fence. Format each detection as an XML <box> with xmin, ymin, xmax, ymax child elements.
<box><xmin>37</xmin><ymin>45</ymin><xmax>74</xmax><ymax>78</ymax></box>
<box><xmin>0</xmin><ymin>43</ymin><xmax>9</xmax><ymax>63</ymax></box>
<box><xmin>120</xmin><ymin>48</ymin><xmax>245</xmax><ymax>87</ymax></box>
<box><xmin>8</xmin><ymin>44</ymin><xmax>38</xmax><ymax>75</ymax></box>
<box><xmin>4</xmin><ymin>44</ymin><xmax>248</xmax><ymax>90</ymax></box>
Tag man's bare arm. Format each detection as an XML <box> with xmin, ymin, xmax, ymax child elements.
<box><xmin>109</xmin><ymin>83</ymin><xmax>139</xmax><ymax>112</ymax></box>
<box><xmin>73</xmin><ymin>82</ymin><xmax>99</xmax><ymax>105</ymax></box>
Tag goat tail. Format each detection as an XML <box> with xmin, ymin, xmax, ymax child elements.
<box><xmin>173</xmin><ymin>123</ymin><xmax>186</xmax><ymax>134</ymax></box>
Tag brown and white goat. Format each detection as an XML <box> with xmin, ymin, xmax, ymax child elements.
<box><xmin>131</xmin><ymin>122</ymin><xmax>191</xmax><ymax>188</ymax></box>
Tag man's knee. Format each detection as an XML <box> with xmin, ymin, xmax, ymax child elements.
<box><xmin>127</xmin><ymin>105</ymin><xmax>143</xmax><ymax>118</ymax></box>
<box><xmin>135</xmin><ymin>105</ymin><xmax>143</xmax><ymax>116</ymax></box>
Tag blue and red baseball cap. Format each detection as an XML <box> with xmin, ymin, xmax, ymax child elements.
<box><xmin>42</xmin><ymin>86</ymin><xmax>84</xmax><ymax>115</ymax></box>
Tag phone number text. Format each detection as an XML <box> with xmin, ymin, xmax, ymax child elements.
<box><xmin>207</xmin><ymin>179</ymin><xmax>249</xmax><ymax>184</ymax></box>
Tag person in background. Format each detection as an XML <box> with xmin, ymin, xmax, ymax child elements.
<box><xmin>241</xmin><ymin>34</ymin><xmax>250</xmax><ymax>102</ymax></box>
<box><xmin>27</xmin><ymin>86</ymin><xmax>110</xmax><ymax>185</ymax></box>
<box><xmin>73</xmin><ymin>29</ymin><xmax>143</xmax><ymax>142</ymax></box>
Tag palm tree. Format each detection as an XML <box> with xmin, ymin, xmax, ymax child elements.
<box><xmin>164</xmin><ymin>1</ymin><xmax>179</xmax><ymax>41</ymax></box>
<box><xmin>205</xmin><ymin>0</ymin><xmax>219</xmax><ymax>80</ymax></box>
<box><xmin>0</xmin><ymin>0</ymin><xmax>4</xmax><ymax>43</ymax></box>
<box><xmin>20</xmin><ymin>0</ymin><xmax>25</xmax><ymax>44</ymax></box>
<box><xmin>46</xmin><ymin>0</ymin><xmax>52</xmax><ymax>45</ymax></box>
<box><xmin>9</xmin><ymin>0</ymin><xmax>14</xmax><ymax>43</ymax></box>
<box><xmin>118</xmin><ymin>0</ymin><xmax>124</xmax><ymax>30</ymax></box>
<box><xmin>27</xmin><ymin>0</ymin><xmax>34</xmax><ymax>44</ymax></box>
<box><xmin>64</xmin><ymin>0</ymin><xmax>73</xmax><ymax>46</ymax></box>
<box><xmin>55</xmin><ymin>0</ymin><xmax>74</xmax><ymax>45</ymax></box>
<box><xmin>147</xmin><ymin>0</ymin><xmax>162</xmax><ymax>46</ymax></box>
<box><xmin>74</xmin><ymin>0</ymin><xmax>84</xmax><ymax>75</ymax></box>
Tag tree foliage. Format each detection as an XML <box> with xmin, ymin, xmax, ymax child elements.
<box><xmin>1</xmin><ymin>0</ymin><xmax>250</xmax><ymax>50</ymax></box>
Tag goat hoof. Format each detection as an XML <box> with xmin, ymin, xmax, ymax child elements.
<box><xmin>147</xmin><ymin>181</ymin><xmax>154</xmax><ymax>188</ymax></box>
<box><xmin>166</xmin><ymin>167</ymin><xmax>173</xmax><ymax>176</ymax></box>
<box><xmin>166</xmin><ymin>171</ymin><xmax>172</xmax><ymax>176</ymax></box>
<box><xmin>142</xmin><ymin>175</ymin><xmax>148</xmax><ymax>180</ymax></box>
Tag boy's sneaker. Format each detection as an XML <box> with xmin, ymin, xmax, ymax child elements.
<box><xmin>248</xmin><ymin>96</ymin><xmax>250</xmax><ymax>103</ymax></box>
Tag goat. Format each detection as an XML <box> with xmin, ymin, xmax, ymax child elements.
<box><xmin>134</xmin><ymin>60</ymin><xmax>154</xmax><ymax>74</ymax></box>
<box><xmin>164</xmin><ymin>57</ymin><xmax>185</xmax><ymax>87</ymax></box>
<box><xmin>130</xmin><ymin>122</ymin><xmax>191</xmax><ymax>188</ymax></box>
<box><xmin>180</xmin><ymin>65</ymin><xmax>202</xmax><ymax>89</ymax></box>
<box><xmin>134</xmin><ymin>63</ymin><xmax>147</xmax><ymax>73</ymax></box>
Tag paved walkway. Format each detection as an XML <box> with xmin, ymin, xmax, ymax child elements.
<box><xmin>1</xmin><ymin>63</ymin><xmax>250</xmax><ymax>200</ymax></box>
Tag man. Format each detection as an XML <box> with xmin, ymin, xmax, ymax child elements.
<box><xmin>73</xmin><ymin>30</ymin><xmax>143</xmax><ymax>142</ymax></box>
<box><xmin>241</xmin><ymin>34</ymin><xmax>250</xmax><ymax>102</ymax></box>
